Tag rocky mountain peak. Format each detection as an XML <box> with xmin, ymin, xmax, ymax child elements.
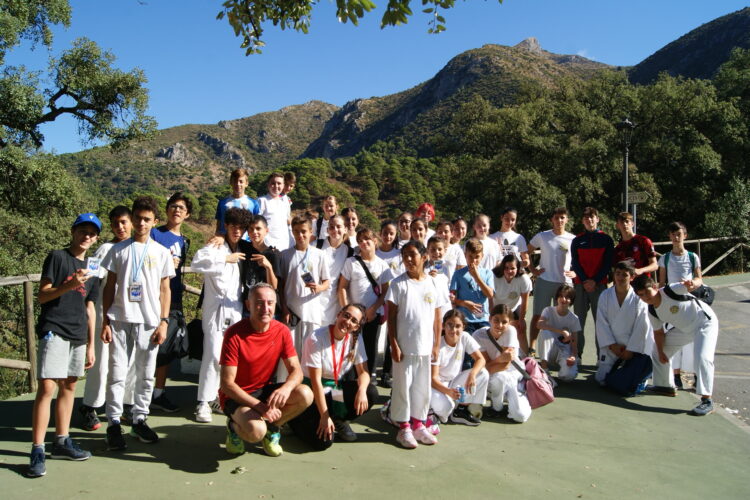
<box><xmin>515</xmin><ymin>37</ymin><xmax>542</xmax><ymax>55</ymax></box>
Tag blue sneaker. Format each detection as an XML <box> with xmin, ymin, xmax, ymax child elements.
<box><xmin>50</xmin><ymin>437</ymin><xmax>91</xmax><ymax>461</ymax></box>
<box><xmin>27</xmin><ymin>446</ymin><xmax>46</xmax><ymax>477</ymax></box>
<box><xmin>692</xmin><ymin>398</ymin><xmax>714</xmax><ymax>416</ymax></box>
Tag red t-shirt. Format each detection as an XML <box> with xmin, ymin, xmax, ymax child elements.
<box><xmin>218</xmin><ymin>319</ymin><xmax>297</xmax><ymax>408</ymax></box>
<box><xmin>614</xmin><ymin>234</ymin><xmax>655</xmax><ymax>270</ymax></box>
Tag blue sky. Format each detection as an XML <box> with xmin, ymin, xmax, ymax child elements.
<box><xmin>9</xmin><ymin>0</ymin><xmax>749</xmax><ymax>154</ymax></box>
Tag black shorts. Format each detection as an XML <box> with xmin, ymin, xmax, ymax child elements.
<box><xmin>512</xmin><ymin>308</ymin><xmax>520</xmax><ymax>321</ymax></box>
<box><xmin>223</xmin><ymin>382</ymin><xmax>283</xmax><ymax>418</ymax></box>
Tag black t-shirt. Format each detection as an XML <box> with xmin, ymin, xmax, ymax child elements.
<box><xmin>37</xmin><ymin>249</ymin><xmax>99</xmax><ymax>344</ymax></box>
<box><xmin>237</xmin><ymin>240</ymin><xmax>281</xmax><ymax>301</ymax></box>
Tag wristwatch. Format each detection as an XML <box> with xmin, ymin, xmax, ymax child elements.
<box><xmin>160</xmin><ymin>317</ymin><xmax>169</xmax><ymax>324</ymax></box>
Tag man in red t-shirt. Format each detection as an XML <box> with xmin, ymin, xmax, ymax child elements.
<box><xmin>219</xmin><ymin>283</ymin><xmax>312</xmax><ymax>457</ymax></box>
<box><xmin>614</xmin><ymin>212</ymin><xmax>658</xmax><ymax>277</ymax></box>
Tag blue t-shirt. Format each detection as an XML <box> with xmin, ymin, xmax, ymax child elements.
<box><xmin>150</xmin><ymin>226</ymin><xmax>187</xmax><ymax>309</ymax></box>
<box><xmin>215</xmin><ymin>195</ymin><xmax>260</xmax><ymax>235</ymax></box>
<box><xmin>450</xmin><ymin>266</ymin><xmax>494</xmax><ymax>324</ymax></box>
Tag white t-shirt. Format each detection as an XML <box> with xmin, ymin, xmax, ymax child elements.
<box><xmin>473</xmin><ymin>325</ymin><xmax>519</xmax><ymax>366</ymax></box>
<box><xmin>280</xmin><ymin>246</ymin><xmax>331</xmax><ymax>324</ymax></box>
<box><xmin>312</xmin><ymin>217</ymin><xmax>329</xmax><ymax>240</ymax></box>
<box><xmin>540</xmin><ymin>306</ymin><xmax>582</xmax><ymax>348</ymax></box>
<box><xmin>648</xmin><ymin>283</ymin><xmax>714</xmax><ymax>333</ymax></box>
<box><xmin>302</xmin><ymin>325</ymin><xmax>367</xmax><ymax>380</ymax></box>
<box><xmin>340</xmin><ymin>256</ymin><xmax>389</xmax><ymax>309</ymax></box>
<box><xmin>102</xmin><ymin>238</ymin><xmax>176</xmax><ymax>329</ymax></box>
<box><xmin>434</xmin><ymin>332</ymin><xmax>481</xmax><ymax>384</ymax></box>
<box><xmin>493</xmin><ymin>273</ymin><xmax>533</xmax><ymax>311</ymax></box>
<box><xmin>320</xmin><ymin>241</ymin><xmax>351</xmax><ymax>325</ymax></box>
<box><xmin>658</xmin><ymin>251</ymin><xmax>700</xmax><ymax>283</ymax></box>
<box><xmin>444</xmin><ymin>243</ymin><xmax>467</xmax><ymax>282</ymax></box>
<box><xmin>529</xmin><ymin>230</ymin><xmax>575</xmax><ymax>284</ymax></box>
<box><xmin>376</xmin><ymin>247</ymin><xmax>402</xmax><ymax>273</ymax></box>
<box><xmin>385</xmin><ymin>274</ymin><xmax>449</xmax><ymax>356</ymax></box>
<box><xmin>259</xmin><ymin>194</ymin><xmax>291</xmax><ymax>251</ymax></box>
<box><xmin>490</xmin><ymin>230</ymin><xmax>528</xmax><ymax>260</ymax></box>
<box><xmin>475</xmin><ymin>236</ymin><xmax>500</xmax><ymax>270</ymax></box>
<box><xmin>423</xmin><ymin>228</ymin><xmax>436</xmax><ymax>247</ymax></box>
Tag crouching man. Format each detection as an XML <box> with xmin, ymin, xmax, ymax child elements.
<box><xmin>632</xmin><ymin>275</ymin><xmax>718</xmax><ymax>416</ymax></box>
<box><xmin>219</xmin><ymin>283</ymin><xmax>313</xmax><ymax>456</ymax></box>
<box><xmin>595</xmin><ymin>262</ymin><xmax>653</xmax><ymax>386</ymax></box>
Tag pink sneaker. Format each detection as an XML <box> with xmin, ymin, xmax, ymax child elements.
<box><xmin>413</xmin><ymin>426</ymin><xmax>438</xmax><ymax>445</ymax></box>
<box><xmin>427</xmin><ymin>422</ymin><xmax>441</xmax><ymax>436</ymax></box>
<box><xmin>396</xmin><ymin>427</ymin><xmax>418</xmax><ymax>449</ymax></box>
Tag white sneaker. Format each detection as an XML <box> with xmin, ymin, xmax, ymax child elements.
<box><xmin>413</xmin><ymin>425</ymin><xmax>438</xmax><ymax>445</ymax></box>
<box><xmin>209</xmin><ymin>398</ymin><xmax>223</xmax><ymax>415</ymax></box>
<box><xmin>195</xmin><ymin>402</ymin><xmax>212</xmax><ymax>423</ymax></box>
<box><xmin>396</xmin><ymin>427</ymin><xmax>418</xmax><ymax>449</ymax></box>
<box><xmin>426</xmin><ymin>422</ymin><xmax>441</xmax><ymax>436</ymax></box>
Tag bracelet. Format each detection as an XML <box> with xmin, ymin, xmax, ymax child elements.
<box><xmin>160</xmin><ymin>317</ymin><xmax>169</xmax><ymax>324</ymax></box>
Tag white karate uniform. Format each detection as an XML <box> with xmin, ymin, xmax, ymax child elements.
<box><xmin>594</xmin><ymin>286</ymin><xmax>654</xmax><ymax>385</ymax></box>
<box><xmin>648</xmin><ymin>284</ymin><xmax>718</xmax><ymax>395</ymax></box>
<box><xmin>537</xmin><ymin>306</ymin><xmax>580</xmax><ymax>382</ymax></box>
<box><xmin>430</xmin><ymin>332</ymin><xmax>489</xmax><ymax>422</ymax></box>
<box><xmin>473</xmin><ymin>325</ymin><xmax>531</xmax><ymax>423</ymax></box>
<box><xmin>191</xmin><ymin>243</ymin><xmax>244</xmax><ymax>403</ymax></box>
<box><xmin>259</xmin><ymin>194</ymin><xmax>291</xmax><ymax>251</ymax></box>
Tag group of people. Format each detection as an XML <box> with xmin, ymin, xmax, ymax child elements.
<box><xmin>27</xmin><ymin>167</ymin><xmax>719</xmax><ymax>477</ymax></box>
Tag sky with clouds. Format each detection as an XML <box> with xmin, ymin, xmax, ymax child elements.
<box><xmin>9</xmin><ymin>0</ymin><xmax>749</xmax><ymax>154</ymax></box>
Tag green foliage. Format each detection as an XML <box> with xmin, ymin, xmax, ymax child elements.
<box><xmin>217</xmin><ymin>0</ymin><xmax>502</xmax><ymax>54</ymax></box>
<box><xmin>0</xmin><ymin>0</ymin><xmax>71</xmax><ymax>64</ymax></box>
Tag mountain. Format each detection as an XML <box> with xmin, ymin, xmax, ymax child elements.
<box><xmin>629</xmin><ymin>7</ymin><xmax>750</xmax><ymax>84</ymax></box>
<box><xmin>58</xmin><ymin>38</ymin><xmax>609</xmax><ymax>196</ymax></box>
<box><xmin>57</xmin><ymin>100</ymin><xmax>338</xmax><ymax>197</ymax></box>
<box><xmin>302</xmin><ymin>38</ymin><xmax>610</xmax><ymax>159</ymax></box>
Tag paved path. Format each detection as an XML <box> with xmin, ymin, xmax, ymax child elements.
<box><xmin>1</xmin><ymin>275</ymin><xmax>749</xmax><ymax>499</ymax></box>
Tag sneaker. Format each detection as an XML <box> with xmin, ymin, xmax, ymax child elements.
<box><xmin>380</xmin><ymin>399</ymin><xmax>397</xmax><ymax>427</ymax></box>
<box><xmin>449</xmin><ymin>405</ymin><xmax>481</xmax><ymax>426</ymax></box>
<box><xmin>334</xmin><ymin>420</ymin><xmax>357</xmax><ymax>442</ymax></box>
<box><xmin>50</xmin><ymin>437</ymin><xmax>91</xmax><ymax>461</ymax></box>
<box><xmin>151</xmin><ymin>393</ymin><xmax>179</xmax><ymax>413</ymax></box>
<box><xmin>262</xmin><ymin>429</ymin><xmax>283</xmax><ymax>457</ymax></box>
<box><xmin>396</xmin><ymin>427</ymin><xmax>418</xmax><ymax>449</ymax></box>
<box><xmin>691</xmin><ymin>398</ymin><xmax>714</xmax><ymax>416</ymax></box>
<box><xmin>483</xmin><ymin>407</ymin><xmax>505</xmax><ymax>419</ymax></box>
<box><xmin>209</xmin><ymin>398</ymin><xmax>223</xmax><ymax>415</ymax></box>
<box><xmin>106</xmin><ymin>424</ymin><xmax>127</xmax><ymax>451</ymax></box>
<box><xmin>647</xmin><ymin>385</ymin><xmax>678</xmax><ymax>397</ymax></box>
<box><xmin>379</xmin><ymin>373</ymin><xmax>392</xmax><ymax>388</ymax></box>
<box><xmin>412</xmin><ymin>426</ymin><xmax>438</xmax><ymax>445</ymax></box>
<box><xmin>79</xmin><ymin>405</ymin><xmax>101</xmax><ymax>431</ymax></box>
<box><xmin>426</xmin><ymin>421</ymin><xmax>441</xmax><ymax>436</ymax></box>
<box><xmin>130</xmin><ymin>420</ymin><xmax>159</xmax><ymax>443</ymax></box>
<box><xmin>225</xmin><ymin>420</ymin><xmax>245</xmax><ymax>455</ymax></box>
<box><xmin>195</xmin><ymin>402</ymin><xmax>212</xmax><ymax>423</ymax></box>
<box><xmin>674</xmin><ymin>373</ymin><xmax>684</xmax><ymax>389</ymax></box>
<box><xmin>27</xmin><ymin>446</ymin><xmax>46</xmax><ymax>477</ymax></box>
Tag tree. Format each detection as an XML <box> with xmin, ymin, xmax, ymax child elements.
<box><xmin>0</xmin><ymin>1</ymin><xmax>156</xmax><ymax>149</ymax></box>
<box><xmin>217</xmin><ymin>0</ymin><xmax>504</xmax><ymax>55</ymax></box>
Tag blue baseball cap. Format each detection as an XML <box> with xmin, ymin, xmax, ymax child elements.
<box><xmin>72</xmin><ymin>213</ymin><xmax>102</xmax><ymax>233</ymax></box>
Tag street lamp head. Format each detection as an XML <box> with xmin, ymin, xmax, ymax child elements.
<box><xmin>615</xmin><ymin>117</ymin><xmax>636</xmax><ymax>147</ymax></box>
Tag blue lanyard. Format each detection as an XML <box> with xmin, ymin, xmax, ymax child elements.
<box><xmin>301</xmin><ymin>247</ymin><xmax>310</xmax><ymax>272</ymax></box>
<box><xmin>130</xmin><ymin>239</ymin><xmax>150</xmax><ymax>284</ymax></box>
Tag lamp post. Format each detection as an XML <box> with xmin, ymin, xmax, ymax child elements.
<box><xmin>615</xmin><ymin>118</ymin><xmax>635</xmax><ymax>213</ymax></box>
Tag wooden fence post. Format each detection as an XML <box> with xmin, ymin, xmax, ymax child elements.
<box><xmin>24</xmin><ymin>281</ymin><xmax>37</xmax><ymax>392</ymax></box>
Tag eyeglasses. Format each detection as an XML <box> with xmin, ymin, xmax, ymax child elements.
<box><xmin>169</xmin><ymin>204</ymin><xmax>188</xmax><ymax>212</ymax></box>
<box><xmin>340</xmin><ymin>311</ymin><xmax>361</xmax><ymax>327</ymax></box>
<box><xmin>399</xmin><ymin>219</ymin><xmax>412</xmax><ymax>224</ymax></box>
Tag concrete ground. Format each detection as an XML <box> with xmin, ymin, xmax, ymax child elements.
<box><xmin>1</xmin><ymin>274</ymin><xmax>749</xmax><ymax>499</ymax></box>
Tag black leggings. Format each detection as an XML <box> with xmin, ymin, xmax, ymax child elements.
<box><xmin>361</xmin><ymin>316</ymin><xmax>382</xmax><ymax>375</ymax></box>
<box><xmin>288</xmin><ymin>381</ymin><xmax>378</xmax><ymax>451</ymax></box>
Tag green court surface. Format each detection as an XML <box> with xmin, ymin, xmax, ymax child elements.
<box><xmin>1</xmin><ymin>273</ymin><xmax>749</xmax><ymax>499</ymax></box>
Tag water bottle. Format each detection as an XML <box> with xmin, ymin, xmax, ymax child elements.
<box><xmin>456</xmin><ymin>386</ymin><xmax>466</xmax><ymax>403</ymax></box>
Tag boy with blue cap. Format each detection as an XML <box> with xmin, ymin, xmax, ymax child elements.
<box><xmin>28</xmin><ymin>212</ymin><xmax>102</xmax><ymax>477</ymax></box>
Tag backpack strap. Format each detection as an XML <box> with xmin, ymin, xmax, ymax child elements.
<box><xmin>688</xmin><ymin>251</ymin><xmax>697</xmax><ymax>272</ymax></box>
<box><xmin>484</xmin><ymin>329</ymin><xmax>530</xmax><ymax>380</ymax></box>
<box><xmin>315</xmin><ymin>238</ymin><xmax>325</xmax><ymax>249</ymax></box>
<box><xmin>663</xmin><ymin>250</ymin><xmax>671</xmax><ymax>282</ymax></box>
<box><xmin>316</xmin><ymin>216</ymin><xmax>324</xmax><ymax>237</ymax></box>
<box><xmin>355</xmin><ymin>255</ymin><xmax>380</xmax><ymax>293</ymax></box>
